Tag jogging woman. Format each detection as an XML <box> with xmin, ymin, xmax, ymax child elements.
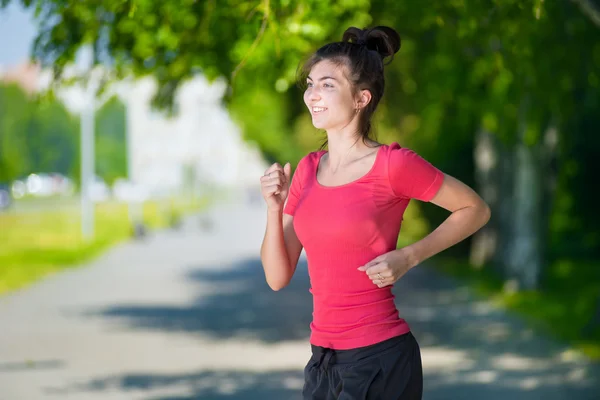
<box><xmin>259</xmin><ymin>25</ymin><xmax>491</xmax><ymax>400</ymax></box>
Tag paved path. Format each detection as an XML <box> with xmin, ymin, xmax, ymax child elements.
<box><xmin>1</xmin><ymin>198</ymin><xmax>598</xmax><ymax>399</ymax></box>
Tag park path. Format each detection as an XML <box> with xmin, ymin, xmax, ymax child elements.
<box><xmin>1</xmin><ymin>195</ymin><xmax>598</xmax><ymax>399</ymax></box>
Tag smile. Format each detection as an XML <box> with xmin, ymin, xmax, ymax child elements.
<box><xmin>312</xmin><ymin>107</ymin><xmax>328</xmax><ymax>114</ymax></box>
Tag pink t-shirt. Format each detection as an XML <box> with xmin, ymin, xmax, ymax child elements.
<box><xmin>283</xmin><ymin>142</ymin><xmax>444</xmax><ymax>350</ymax></box>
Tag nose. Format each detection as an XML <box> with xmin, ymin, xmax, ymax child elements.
<box><xmin>307</xmin><ymin>86</ymin><xmax>321</xmax><ymax>103</ymax></box>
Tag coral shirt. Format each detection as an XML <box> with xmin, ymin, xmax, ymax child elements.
<box><xmin>283</xmin><ymin>142</ymin><xmax>444</xmax><ymax>350</ymax></box>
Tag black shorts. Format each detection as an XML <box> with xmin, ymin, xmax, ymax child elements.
<box><xmin>302</xmin><ymin>331</ymin><xmax>423</xmax><ymax>400</ymax></box>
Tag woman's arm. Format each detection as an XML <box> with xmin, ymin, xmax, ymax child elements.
<box><xmin>406</xmin><ymin>174</ymin><xmax>491</xmax><ymax>266</ymax></box>
<box><xmin>359</xmin><ymin>174</ymin><xmax>491</xmax><ymax>286</ymax></box>
<box><xmin>260</xmin><ymin>211</ymin><xmax>303</xmax><ymax>291</ymax></box>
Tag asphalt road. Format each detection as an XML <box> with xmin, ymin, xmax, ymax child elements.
<box><xmin>1</xmin><ymin>198</ymin><xmax>598</xmax><ymax>399</ymax></box>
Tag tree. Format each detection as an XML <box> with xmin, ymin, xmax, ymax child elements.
<box><xmin>0</xmin><ymin>83</ymin><xmax>32</xmax><ymax>181</ymax></box>
<box><xmin>95</xmin><ymin>95</ymin><xmax>127</xmax><ymax>185</ymax></box>
<box><xmin>3</xmin><ymin>0</ymin><xmax>598</xmax><ymax>291</ymax></box>
<box><xmin>0</xmin><ymin>83</ymin><xmax>79</xmax><ymax>182</ymax></box>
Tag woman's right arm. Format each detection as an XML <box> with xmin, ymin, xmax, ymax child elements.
<box><xmin>259</xmin><ymin>161</ymin><xmax>304</xmax><ymax>291</ymax></box>
<box><xmin>260</xmin><ymin>211</ymin><xmax>303</xmax><ymax>291</ymax></box>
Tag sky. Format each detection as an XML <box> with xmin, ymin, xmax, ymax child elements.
<box><xmin>0</xmin><ymin>2</ymin><xmax>36</xmax><ymax>67</ymax></box>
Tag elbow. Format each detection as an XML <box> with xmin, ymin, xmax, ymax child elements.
<box><xmin>267</xmin><ymin>279</ymin><xmax>290</xmax><ymax>292</ymax></box>
<box><xmin>265</xmin><ymin>270</ymin><xmax>292</xmax><ymax>291</ymax></box>
<box><xmin>480</xmin><ymin>201</ymin><xmax>491</xmax><ymax>226</ymax></box>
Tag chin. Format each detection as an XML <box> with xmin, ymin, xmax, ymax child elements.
<box><xmin>311</xmin><ymin>118</ymin><xmax>331</xmax><ymax>130</ymax></box>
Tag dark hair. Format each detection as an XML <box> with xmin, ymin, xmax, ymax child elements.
<box><xmin>297</xmin><ymin>26</ymin><xmax>401</xmax><ymax>149</ymax></box>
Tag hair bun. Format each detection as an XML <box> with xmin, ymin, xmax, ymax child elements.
<box><xmin>343</xmin><ymin>26</ymin><xmax>401</xmax><ymax>62</ymax></box>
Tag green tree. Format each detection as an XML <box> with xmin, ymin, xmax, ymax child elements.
<box><xmin>95</xmin><ymin>96</ymin><xmax>127</xmax><ymax>185</ymax></box>
<box><xmin>2</xmin><ymin>0</ymin><xmax>599</xmax><ymax>291</ymax></box>
<box><xmin>0</xmin><ymin>83</ymin><xmax>33</xmax><ymax>181</ymax></box>
<box><xmin>26</xmin><ymin>97</ymin><xmax>79</xmax><ymax>175</ymax></box>
<box><xmin>0</xmin><ymin>83</ymin><xmax>79</xmax><ymax>182</ymax></box>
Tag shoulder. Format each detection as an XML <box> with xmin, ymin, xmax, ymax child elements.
<box><xmin>382</xmin><ymin>142</ymin><xmax>431</xmax><ymax>167</ymax></box>
<box><xmin>383</xmin><ymin>142</ymin><xmax>444</xmax><ymax>200</ymax></box>
<box><xmin>296</xmin><ymin>150</ymin><xmax>325</xmax><ymax>171</ymax></box>
<box><xmin>291</xmin><ymin>150</ymin><xmax>323</xmax><ymax>187</ymax></box>
<box><xmin>381</xmin><ymin>142</ymin><xmax>412</xmax><ymax>158</ymax></box>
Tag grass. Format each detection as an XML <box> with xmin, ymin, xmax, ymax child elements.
<box><xmin>0</xmin><ymin>196</ymin><xmax>209</xmax><ymax>295</ymax></box>
<box><xmin>432</xmin><ymin>257</ymin><xmax>600</xmax><ymax>361</ymax></box>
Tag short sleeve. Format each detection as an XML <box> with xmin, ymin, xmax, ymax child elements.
<box><xmin>283</xmin><ymin>156</ymin><xmax>308</xmax><ymax>215</ymax></box>
<box><xmin>388</xmin><ymin>144</ymin><xmax>444</xmax><ymax>201</ymax></box>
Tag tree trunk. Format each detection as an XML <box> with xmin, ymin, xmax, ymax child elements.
<box><xmin>491</xmin><ymin>138</ymin><xmax>515</xmax><ymax>277</ymax></box>
<box><xmin>504</xmin><ymin>106</ymin><xmax>548</xmax><ymax>290</ymax></box>
<box><xmin>470</xmin><ymin>127</ymin><xmax>501</xmax><ymax>269</ymax></box>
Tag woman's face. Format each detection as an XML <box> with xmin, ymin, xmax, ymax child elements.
<box><xmin>303</xmin><ymin>60</ymin><xmax>357</xmax><ymax>131</ymax></box>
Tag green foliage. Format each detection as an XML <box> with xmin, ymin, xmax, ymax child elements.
<box><xmin>25</xmin><ymin>96</ymin><xmax>79</xmax><ymax>175</ymax></box>
<box><xmin>95</xmin><ymin>96</ymin><xmax>127</xmax><ymax>185</ymax></box>
<box><xmin>0</xmin><ymin>83</ymin><xmax>128</xmax><ymax>185</ymax></box>
<box><xmin>2</xmin><ymin>0</ymin><xmax>599</xmax><ymax>350</ymax></box>
<box><xmin>0</xmin><ymin>84</ymin><xmax>32</xmax><ymax>181</ymax></box>
<box><xmin>0</xmin><ymin>83</ymin><xmax>79</xmax><ymax>182</ymax></box>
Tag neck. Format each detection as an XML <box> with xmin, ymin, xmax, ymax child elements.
<box><xmin>324</xmin><ymin>129</ymin><xmax>375</xmax><ymax>172</ymax></box>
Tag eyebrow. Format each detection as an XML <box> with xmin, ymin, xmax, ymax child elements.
<box><xmin>307</xmin><ymin>75</ymin><xmax>338</xmax><ymax>82</ymax></box>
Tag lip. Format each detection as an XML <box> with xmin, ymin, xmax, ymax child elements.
<box><xmin>311</xmin><ymin>106</ymin><xmax>328</xmax><ymax>115</ymax></box>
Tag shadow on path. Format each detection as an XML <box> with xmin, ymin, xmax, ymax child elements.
<box><xmin>61</xmin><ymin>256</ymin><xmax>599</xmax><ymax>399</ymax></box>
<box><xmin>83</xmin><ymin>257</ymin><xmax>313</xmax><ymax>343</ymax></box>
<box><xmin>46</xmin><ymin>369</ymin><xmax>304</xmax><ymax>400</ymax></box>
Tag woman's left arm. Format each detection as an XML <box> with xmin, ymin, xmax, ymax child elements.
<box><xmin>407</xmin><ymin>174</ymin><xmax>491</xmax><ymax>266</ymax></box>
<box><xmin>359</xmin><ymin>174</ymin><xmax>491</xmax><ymax>286</ymax></box>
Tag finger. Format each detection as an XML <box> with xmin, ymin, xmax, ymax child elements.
<box><xmin>373</xmin><ymin>276</ymin><xmax>393</xmax><ymax>287</ymax></box>
<box><xmin>372</xmin><ymin>278</ymin><xmax>386</xmax><ymax>287</ymax></box>
<box><xmin>270</xmin><ymin>177</ymin><xmax>284</xmax><ymax>190</ymax></box>
<box><xmin>362</xmin><ymin>263</ymin><xmax>389</xmax><ymax>276</ymax></box>
<box><xmin>357</xmin><ymin>263</ymin><xmax>375</xmax><ymax>272</ymax></box>
<box><xmin>357</xmin><ymin>257</ymin><xmax>384</xmax><ymax>271</ymax></box>
<box><xmin>261</xmin><ymin>169</ymin><xmax>284</xmax><ymax>182</ymax></box>
<box><xmin>369</xmin><ymin>271</ymin><xmax>391</xmax><ymax>283</ymax></box>
<box><xmin>283</xmin><ymin>162</ymin><xmax>291</xmax><ymax>182</ymax></box>
<box><xmin>370</xmin><ymin>271</ymin><xmax>387</xmax><ymax>282</ymax></box>
<box><xmin>264</xmin><ymin>163</ymin><xmax>283</xmax><ymax>176</ymax></box>
<box><xmin>260</xmin><ymin>174</ymin><xmax>283</xmax><ymax>184</ymax></box>
<box><xmin>377</xmin><ymin>281</ymin><xmax>392</xmax><ymax>288</ymax></box>
<box><xmin>264</xmin><ymin>184</ymin><xmax>282</xmax><ymax>195</ymax></box>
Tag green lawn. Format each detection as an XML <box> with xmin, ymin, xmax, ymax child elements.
<box><xmin>0</xmin><ymin>196</ymin><xmax>209</xmax><ymax>295</ymax></box>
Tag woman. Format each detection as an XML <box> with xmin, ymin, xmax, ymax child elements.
<box><xmin>259</xmin><ymin>25</ymin><xmax>490</xmax><ymax>400</ymax></box>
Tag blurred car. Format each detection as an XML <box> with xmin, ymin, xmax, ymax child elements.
<box><xmin>0</xmin><ymin>183</ymin><xmax>12</xmax><ymax>210</ymax></box>
<box><xmin>11</xmin><ymin>173</ymin><xmax>75</xmax><ymax>199</ymax></box>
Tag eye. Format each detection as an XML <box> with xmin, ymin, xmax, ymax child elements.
<box><xmin>323</xmin><ymin>83</ymin><xmax>333</xmax><ymax>88</ymax></box>
<box><xmin>306</xmin><ymin>81</ymin><xmax>313</xmax><ymax>88</ymax></box>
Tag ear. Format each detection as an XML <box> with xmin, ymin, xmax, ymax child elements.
<box><xmin>355</xmin><ymin>89</ymin><xmax>372</xmax><ymax>110</ymax></box>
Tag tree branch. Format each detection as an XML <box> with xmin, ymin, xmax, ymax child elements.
<box><xmin>231</xmin><ymin>0</ymin><xmax>270</xmax><ymax>82</ymax></box>
<box><xmin>571</xmin><ymin>0</ymin><xmax>600</xmax><ymax>27</ymax></box>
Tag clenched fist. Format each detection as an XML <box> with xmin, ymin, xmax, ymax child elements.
<box><xmin>260</xmin><ymin>162</ymin><xmax>292</xmax><ymax>212</ymax></box>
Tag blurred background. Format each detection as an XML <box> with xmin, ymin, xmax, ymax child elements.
<box><xmin>0</xmin><ymin>1</ymin><xmax>598</xmax><ymax>399</ymax></box>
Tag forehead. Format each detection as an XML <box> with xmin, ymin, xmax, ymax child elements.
<box><xmin>308</xmin><ymin>60</ymin><xmax>349</xmax><ymax>81</ymax></box>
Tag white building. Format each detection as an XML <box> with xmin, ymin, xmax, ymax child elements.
<box><xmin>3</xmin><ymin>62</ymin><xmax>267</xmax><ymax>198</ymax></box>
<box><xmin>118</xmin><ymin>75</ymin><xmax>266</xmax><ymax>196</ymax></box>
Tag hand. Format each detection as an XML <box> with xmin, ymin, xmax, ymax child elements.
<box><xmin>260</xmin><ymin>162</ymin><xmax>291</xmax><ymax>212</ymax></box>
<box><xmin>357</xmin><ymin>247</ymin><xmax>418</xmax><ymax>288</ymax></box>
